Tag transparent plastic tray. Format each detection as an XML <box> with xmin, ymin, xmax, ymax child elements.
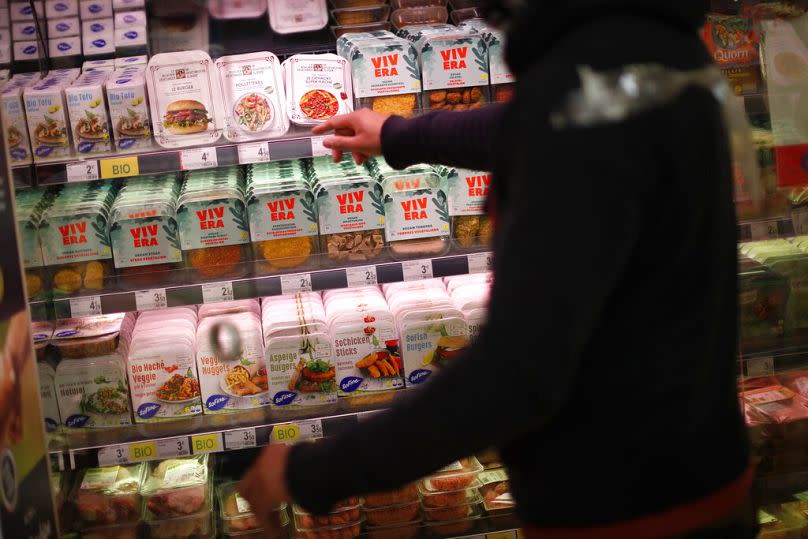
<box><xmin>365</xmin><ymin>500</ymin><xmax>420</xmax><ymax>526</ymax></box>
<box><xmin>417</xmin><ymin>478</ymin><xmax>481</xmax><ymax>509</ymax></box>
<box><xmin>424</xmin><ymin>457</ymin><xmax>482</xmax><ymax>491</ymax></box>
<box><xmin>332</xmin><ymin>5</ymin><xmax>390</xmax><ymax>25</ymax></box>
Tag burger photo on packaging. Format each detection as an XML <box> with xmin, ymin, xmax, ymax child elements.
<box><xmin>163</xmin><ymin>99</ymin><xmax>212</xmax><ymax>135</ymax></box>
<box><xmin>35</xmin><ymin>116</ymin><xmax>68</xmax><ymax>146</ymax></box>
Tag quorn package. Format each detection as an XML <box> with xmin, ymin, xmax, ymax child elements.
<box><xmin>215</xmin><ymin>51</ymin><xmax>290</xmax><ymax>142</ymax></box>
<box><xmin>283</xmin><ymin>53</ymin><xmax>353</xmax><ymax>126</ymax></box>
<box><xmin>442</xmin><ymin>167</ymin><xmax>492</xmax><ymax>248</ymax></box>
<box><xmin>146</xmin><ymin>50</ymin><xmax>224</xmax><ymax>148</ymax></box>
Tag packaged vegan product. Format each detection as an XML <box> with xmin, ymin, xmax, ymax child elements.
<box><xmin>345</xmin><ymin>37</ymin><xmax>421</xmax><ymax>116</ymax></box>
<box><xmin>65</xmin><ymin>72</ymin><xmax>113</xmax><ymax>154</ymax></box>
<box><xmin>209</xmin><ymin>0</ymin><xmax>267</xmax><ymax>19</ymax></box>
<box><xmin>196</xmin><ymin>312</ymin><xmax>270</xmax><ymax>414</ymax></box>
<box><xmin>73</xmin><ymin>464</ymin><xmax>145</xmax><ymax>528</ymax></box>
<box><xmin>38</xmin><ymin>362</ymin><xmax>61</xmax><ymax>432</ymax></box>
<box><xmin>283</xmin><ymin>53</ymin><xmax>353</xmax><ymax>126</ymax></box>
<box><xmin>443</xmin><ymin>167</ymin><xmax>492</xmax><ymax>248</ymax></box>
<box><xmin>415</xmin><ymin>31</ymin><xmax>489</xmax><ymax>111</ymax></box>
<box><xmin>478</xmin><ymin>468</ymin><xmax>513</xmax><ymax>514</ymax></box>
<box><xmin>480</xmin><ymin>28</ymin><xmax>514</xmax><ymax>102</ymax></box>
<box><xmin>51</xmin><ymin>313</ymin><xmax>125</xmax><ymax>358</ymax></box>
<box><xmin>701</xmin><ymin>14</ymin><xmax>760</xmax><ymax>96</ymax></box>
<box><xmin>381</xmin><ymin>169</ymin><xmax>451</xmax><ymax>260</ymax></box>
<box><xmin>177</xmin><ymin>170</ymin><xmax>251</xmax><ymax>279</ymax></box>
<box><xmin>425</xmin><ymin>457</ymin><xmax>482</xmax><ymax>491</ymax></box>
<box><xmin>365</xmin><ymin>501</ymin><xmax>419</xmax><ymax>526</ymax></box>
<box><xmin>268</xmin><ymin>0</ymin><xmax>328</xmax><ymax>34</ymax></box>
<box><xmin>739</xmin><ymin>256</ymin><xmax>787</xmax><ymax>341</ymax></box>
<box><xmin>126</xmin><ymin>308</ymin><xmax>202</xmax><ymax>422</ymax></box>
<box><xmin>142</xmin><ymin>455</ymin><xmax>212</xmax><ymax>539</ymax></box>
<box><xmin>1</xmin><ymin>81</ymin><xmax>34</xmax><ymax>165</ymax></box>
<box><xmin>294</xmin><ymin>521</ymin><xmax>363</xmax><ymax>539</ymax></box>
<box><xmin>215</xmin><ymin>51</ymin><xmax>290</xmax><ymax>142</ymax></box>
<box><xmin>105</xmin><ymin>71</ymin><xmax>152</xmax><ymax>150</ymax></box>
<box><xmin>146</xmin><ymin>50</ymin><xmax>224</xmax><ymax>148</ymax></box>
<box><xmin>741</xmin><ymin>384</ymin><xmax>808</xmax><ymax>423</ymax></box>
<box><xmin>422</xmin><ymin>492</ymin><xmax>481</xmax><ymax>521</ymax></box>
<box><xmin>364</xmin><ymin>484</ymin><xmax>419</xmax><ymax>508</ymax></box>
<box><xmin>293</xmin><ymin>499</ymin><xmax>363</xmax><ymax>528</ymax></box>
<box><xmin>55</xmin><ymin>355</ymin><xmax>133</xmax><ymax>429</ymax></box>
<box><xmin>23</xmin><ymin>77</ymin><xmax>72</xmax><ymax>160</ymax></box>
<box><xmin>391</xmin><ymin>6</ymin><xmax>448</xmax><ymax>29</ymax></box>
<box><xmin>38</xmin><ymin>182</ymin><xmax>118</xmax><ymax>296</ymax></box>
<box><xmin>15</xmin><ymin>188</ymin><xmax>49</xmax><ymax>299</ymax></box>
<box><xmin>332</xmin><ymin>22</ymin><xmax>393</xmax><ymax>39</ymax></box>
<box><xmin>218</xmin><ymin>481</ymin><xmax>288</xmax><ymax>536</ymax></box>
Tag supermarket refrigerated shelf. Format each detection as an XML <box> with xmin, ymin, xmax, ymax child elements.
<box><xmin>29</xmin><ymin>252</ymin><xmax>493</xmax><ymax>321</ymax></box>
<box><xmin>738</xmin><ymin>216</ymin><xmax>797</xmax><ymax>242</ymax></box>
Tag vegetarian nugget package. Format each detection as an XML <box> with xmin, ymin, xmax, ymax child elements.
<box><xmin>215</xmin><ymin>51</ymin><xmax>289</xmax><ymax>142</ymax></box>
<box><xmin>146</xmin><ymin>50</ymin><xmax>224</xmax><ymax>148</ymax></box>
<box><xmin>282</xmin><ymin>53</ymin><xmax>353</xmax><ymax>126</ymax></box>
<box><xmin>416</xmin><ymin>32</ymin><xmax>489</xmax><ymax>112</ymax></box>
<box><xmin>443</xmin><ymin>167</ymin><xmax>492</xmax><ymax>249</ymax></box>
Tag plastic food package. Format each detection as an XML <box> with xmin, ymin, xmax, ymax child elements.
<box><xmin>1</xmin><ymin>75</ymin><xmax>38</xmax><ymax>165</ymax></box>
<box><xmin>55</xmin><ymin>354</ymin><xmax>133</xmax><ymax>429</ymax></box>
<box><xmin>332</xmin><ymin>22</ymin><xmax>392</xmax><ymax>39</ymax></box>
<box><xmin>105</xmin><ymin>70</ymin><xmax>152</xmax><ymax>151</ymax></box>
<box><xmin>440</xmin><ymin>167</ymin><xmax>492</xmax><ymax>249</ymax></box>
<box><xmin>79</xmin><ymin>522</ymin><xmax>140</xmax><ymax>539</ymax></box>
<box><xmin>218</xmin><ymin>481</ymin><xmax>288</xmax><ymax>535</ymax></box>
<box><xmin>209</xmin><ymin>0</ymin><xmax>267</xmax><ymax>19</ymax></box>
<box><xmin>418</xmin><ymin>478</ymin><xmax>481</xmax><ymax>508</ymax></box>
<box><xmin>282</xmin><ymin>54</ymin><xmax>353</xmax><ymax>126</ymax></box>
<box><xmin>196</xmin><ymin>312</ymin><xmax>270</xmax><ymax>414</ymax></box>
<box><xmin>38</xmin><ymin>362</ymin><xmax>61</xmax><ymax>432</ymax></box>
<box><xmin>422</xmin><ymin>494</ymin><xmax>481</xmax><ymax>521</ymax></box>
<box><xmin>738</xmin><ymin>256</ymin><xmax>787</xmax><ymax>341</ymax></box>
<box><xmin>391</xmin><ymin>6</ymin><xmax>448</xmax><ymax>29</ymax></box>
<box><xmin>392</xmin><ymin>0</ymin><xmax>446</xmax><ymax>8</ymax></box>
<box><xmin>479</xmin><ymin>27</ymin><xmax>514</xmax><ymax>103</ymax></box>
<box><xmin>65</xmin><ymin>71</ymin><xmax>113</xmax><ymax>154</ymax></box>
<box><xmin>427</xmin><ymin>458</ymin><xmax>483</xmax><ymax>490</ymax></box>
<box><xmin>365</xmin><ymin>501</ymin><xmax>420</xmax><ymax>526</ymax></box>
<box><xmin>268</xmin><ymin>0</ymin><xmax>328</xmax><ymax>34</ymax></box>
<box><xmin>142</xmin><ymin>455</ymin><xmax>210</xmax><ymax>519</ymax></box>
<box><xmin>293</xmin><ymin>520</ymin><xmax>363</xmax><ymax>539</ymax></box>
<box><xmin>51</xmin><ymin>314</ymin><xmax>125</xmax><ymax>358</ymax></box>
<box><xmin>293</xmin><ymin>499</ymin><xmax>363</xmax><ymax>528</ymax></box>
<box><xmin>364</xmin><ymin>484</ymin><xmax>419</xmax><ymax>508</ymax></box>
<box><xmin>741</xmin><ymin>385</ymin><xmax>808</xmax><ymax>424</ymax></box>
<box><xmin>215</xmin><ymin>52</ymin><xmax>290</xmax><ymax>142</ymax></box>
<box><xmin>73</xmin><ymin>464</ymin><xmax>146</xmax><ymax>527</ymax></box>
<box><xmin>333</xmin><ymin>5</ymin><xmax>390</xmax><ymax>26</ymax></box>
<box><xmin>23</xmin><ymin>74</ymin><xmax>74</xmax><ymax>161</ymax></box>
<box><xmin>146</xmin><ymin>50</ymin><xmax>224</xmax><ymax>148</ymax></box>
<box><xmin>422</xmin><ymin>512</ymin><xmax>478</xmax><ymax>536</ymax></box>
<box><xmin>177</xmin><ymin>169</ymin><xmax>251</xmax><ymax>279</ymax></box>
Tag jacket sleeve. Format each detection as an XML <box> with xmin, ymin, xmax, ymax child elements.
<box><xmin>286</xmin><ymin>117</ymin><xmax>647</xmax><ymax>514</ymax></box>
<box><xmin>381</xmin><ymin>104</ymin><xmax>507</xmax><ymax>171</ymax></box>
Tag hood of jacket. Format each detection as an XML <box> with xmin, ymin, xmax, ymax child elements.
<box><xmin>483</xmin><ymin>0</ymin><xmax>710</xmax><ymax>75</ymax></box>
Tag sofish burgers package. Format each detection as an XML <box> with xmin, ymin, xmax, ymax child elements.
<box><xmin>146</xmin><ymin>50</ymin><xmax>224</xmax><ymax>148</ymax></box>
<box><xmin>282</xmin><ymin>53</ymin><xmax>353</xmax><ymax>126</ymax></box>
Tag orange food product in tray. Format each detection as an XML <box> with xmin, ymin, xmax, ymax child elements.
<box><xmin>741</xmin><ymin>385</ymin><xmax>808</xmax><ymax>424</ymax></box>
<box><xmin>427</xmin><ymin>457</ymin><xmax>482</xmax><ymax>491</ymax></box>
<box><xmin>418</xmin><ymin>479</ymin><xmax>482</xmax><ymax>508</ymax></box>
<box><xmin>365</xmin><ymin>501</ymin><xmax>420</xmax><ymax>526</ymax></box>
<box><xmin>365</xmin><ymin>484</ymin><xmax>419</xmax><ymax>508</ymax></box>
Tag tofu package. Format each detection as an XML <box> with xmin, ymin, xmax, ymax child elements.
<box><xmin>46</xmin><ymin>0</ymin><xmax>79</xmax><ymax>18</ymax></box>
<box><xmin>1</xmin><ymin>76</ymin><xmax>37</xmax><ymax>165</ymax></box>
<box><xmin>48</xmin><ymin>17</ymin><xmax>81</xmax><ymax>38</ymax></box>
<box><xmin>65</xmin><ymin>71</ymin><xmax>113</xmax><ymax>154</ymax></box>
<box><xmin>282</xmin><ymin>53</ymin><xmax>352</xmax><ymax>126</ymax></box>
<box><xmin>23</xmin><ymin>77</ymin><xmax>72</xmax><ymax>160</ymax></box>
<box><xmin>214</xmin><ymin>51</ymin><xmax>289</xmax><ymax>142</ymax></box>
<box><xmin>146</xmin><ymin>50</ymin><xmax>224</xmax><ymax>148</ymax></box>
<box><xmin>80</xmin><ymin>0</ymin><xmax>112</xmax><ymax>20</ymax></box>
<box><xmin>114</xmin><ymin>54</ymin><xmax>147</xmax><ymax>69</ymax></box>
<box><xmin>105</xmin><ymin>70</ymin><xmax>151</xmax><ymax>150</ymax></box>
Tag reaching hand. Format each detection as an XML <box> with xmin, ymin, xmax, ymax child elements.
<box><xmin>311</xmin><ymin>109</ymin><xmax>390</xmax><ymax>165</ymax></box>
<box><xmin>240</xmin><ymin>444</ymin><xmax>293</xmax><ymax>531</ymax></box>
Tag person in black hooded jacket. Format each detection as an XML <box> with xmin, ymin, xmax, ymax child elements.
<box><xmin>241</xmin><ymin>1</ymin><xmax>756</xmax><ymax>537</ymax></box>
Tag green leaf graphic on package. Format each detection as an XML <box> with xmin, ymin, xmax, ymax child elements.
<box><xmin>432</xmin><ymin>191</ymin><xmax>450</xmax><ymax>224</ymax></box>
<box><xmin>229</xmin><ymin>203</ymin><xmax>249</xmax><ymax>233</ymax></box>
<box><xmin>164</xmin><ymin>218</ymin><xmax>182</xmax><ymax>251</ymax></box>
<box><xmin>93</xmin><ymin>214</ymin><xmax>111</xmax><ymax>247</ymax></box>
<box><xmin>473</xmin><ymin>40</ymin><xmax>489</xmax><ymax>73</ymax></box>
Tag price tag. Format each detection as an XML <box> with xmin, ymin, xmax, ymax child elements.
<box><xmin>750</xmin><ymin>221</ymin><xmax>779</xmax><ymax>240</ymax></box>
<box><xmin>224</xmin><ymin>428</ymin><xmax>257</xmax><ymax>450</ymax></box>
<box><xmin>135</xmin><ymin>288</ymin><xmax>167</xmax><ymax>311</ymax></box>
<box><xmin>191</xmin><ymin>433</ymin><xmax>222</xmax><ymax>454</ymax></box>
<box><xmin>310</xmin><ymin>136</ymin><xmax>329</xmax><ymax>157</ymax></box>
<box><xmin>180</xmin><ymin>147</ymin><xmax>219</xmax><ymax>170</ymax></box>
<box><xmin>69</xmin><ymin>295</ymin><xmax>102</xmax><ymax>317</ymax></box>
<box><xmin>238</xmin><ymin>142</ymin><xmax>271</xmax><ymax>164</ymax></box>
<box><xmin>346</xmin><ymin>265</ymin><xmax>378</xmax><ymax>287</ymax></box>
<box><xmin>157</xmin><ymin>437</ymin><xmax>190</xmax><ymax>458</ymax></box>
<box><xmin>280</xmin><ymin>273</ymin><xmax>313</xmax><ymax>295</ymax></box>
<box><xmin>467</xmin><ymin>252</ymin><xmax>493</xmax><ymax>274</ymax></box>
<box><xmin>201</xmin><ymin>281</ymin><xmax>234</xmax><ymax>304</ymax></box>
<box><xmin>402</xmin><ymin>259</ymin><xmax>433</xmax><ymax>281</ymax></box>
<box><xmin>66</xmin><ymin>160</ymin><xmax>99</xmax><ymax>182</ymax></box>
<box><xmin>298</xmin><ymin>418</ymin><xmax>323</xmax><ymax>440</ymax></box>
<box><xmin>487</xmin><ymin>531</ymin><xmax>517</xmax><ymax>539</ymax></box>
<box><xmin>747</xmin><ymin>356</ymin><xmax>774</xmax><ymax>378</ymax></box>
<box><xmin>100</xmin><ymin>156</ymin><xmax>139</xmax><ymax>179</ymax></box>
<box><xmin>97</xmin><ymin>444</ymin><xmax>130</xmax><ymax>467</ymax></box>
<box><xmin>271</xmin><ymin>419</ymin><xmax>323</xmax><ymax>444</ymax></box>
<box><xmin>129</xmin><ymin>441</ymin><xmax>157</xmax><ymax>462</ymax></box>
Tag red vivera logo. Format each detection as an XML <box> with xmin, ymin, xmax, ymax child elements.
<box><xmin>58</xmin><ymin>221</ymin><xmax>87</xmax><ymax>245</ymax></box>
<box><xmin>130</xmin><ymin>224</ymin><xmax>159</xmax><ymax>247</ymax></box>
<box><xmin>196</xmin><ymin>206</ymin><xmax>225</xmax><ymax>230</ymax></box>
<box><xmin>336</xmin><ymin>191</ymin><xmax>364</xmax><ymax>214</ymax></box>
<box><xmin>371</xmin><ymin>54</ymin><xmax>399</xmax><ymax>77</ymax></box>
<box><xmin>394</xmin><ymin>178</ymin><xmax>420</xmax><ymax>191</ymax></box>
<box><xmin>440</xmin><ymin>47</ymin><xmax>468</xmax><ymax>70</ymax></box>
<box><xmin>401</xmin><ymin>197</ymin><xmax>428</xmax><ymax>220</ymax></box>
<box><xmin>465</xmin><ymin>173</ymin><xmax>492</xmax><ymax>197</ymax></box>
<box><xmin>267</xmin><ymin>198</ymin><xmax>295</xmax><ymax>221</ymax></box>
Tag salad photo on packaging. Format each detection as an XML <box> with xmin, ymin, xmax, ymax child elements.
<box><xmin>146</xmin><ymin>50</ymin><xmax>224</xmax><ymax>148</ymax></box>
<box><xmin>215</xmin><ymin>51</ymin><xmax>290</xmax><ymax>142</ymax></box>
<box><xmin>283</xmin><ymin>53</ymin><xmax>353</xmax><ymax>126</ymax></box>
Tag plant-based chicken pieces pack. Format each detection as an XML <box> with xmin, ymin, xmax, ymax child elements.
<box><xmin>218</xmin><ymin>481</ymin><xmax>288</xmax><ymax>535</ymax></box>
<box><xmin>435</xmin><ymin>165</ymin><xmax>493</xmax><ymax>249</ymax></box>
<box><xmin>73</xmin><ymin>464</ymin><xmax>146</xmax><ymax>528</ymax></box>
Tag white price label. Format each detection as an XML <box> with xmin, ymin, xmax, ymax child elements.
<box><xmin>135</xmin><ymin>288</ymin><xmax>167</xmax><ymax>311</ymax></box>
<box><xmin>201</xmin><ymin>281</ymin><xmax>234</xmax><ymax>304</ymax></box>
<box><xmin>97</xmin><ymin>444</ymin><xmax>129</xmax><ymax>467</ymax></box>
<box><xmin>69</xmin><ymin>295</ymin><xmax>102</xmax><ymax>317</ymax></box>
<box><xmin>180</xmin><ymin>147</ymin><xmax>219</xmax><ymax>170</ymax></box>
<box><xmin>237</xmin><ymin>142</ymin><xmax>271</xmax><ymax>164</ymax></box>
<box><xmin>750</xmin><ymin>221</ymin><xmax>779</xmax><ymax>241</ymax></box>
<box><xmin>157</xmin><ymin>437</ymin><xmax>190</xmax><ymax>458</ymax></box>
<box><xmin>467</xmin><ymin>252</ymin><xmax>493</xmax><ymax>274</ymax></box>
<box><xmin>281</xmin><ymin>273</ymin><xmax>312</xmax><ymax>295</ymax></box>
<box><xmin>66</xmin><ymin>160</ymin><xmax>99</xmax><ymax>182</ymax></box>
<box><xmin>310</xmin><ymin>136</ymin><xmax>329</xmax><ymax>157</ymax></box>
<box><xmin>298</xmin><ymin>418</ymin><xmax>323</xmax><ymax>440</ymax></box>
<box><xmin>346</xmin><ymin>265</ymin><xmax>378</xmax><ymax>287</ymax></box>
<box><xmin>747</xmin><ymin>356</ymin><xmax>774</xmax><ymax>378</ymax></box>
<box><xmin>224</xmin><ymin>428</ymin><xmax>257</xmax><ymax>450</ymax></box>
<box><xmin>402</xmin><ymin>259</ymin><xmax>433</xmax><ymax>281</ymax></box>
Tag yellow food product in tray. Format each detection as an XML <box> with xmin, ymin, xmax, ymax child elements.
<box><xmin>256</xmin><ymin>237</ymin><xmax>315</xmax><ymax>270</ymax></box>
<box><xmin>372</xmin><ymin>94</ymin><xmax>418</xmax><ymax>117</ymax></box>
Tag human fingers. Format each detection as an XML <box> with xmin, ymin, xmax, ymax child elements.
<box><xmin>332</xmin><ymin>148</ymin><xmax>343</xmax><ymax>163</ymax></box>
<box><xmin>311</xmin><ymin>113</ymin><xmax>357</xmax><ymax>135</ymax></box>
<box><xmin>323</xmin><ymin>135</ymin><xmax>361</xmax><ymax>153</ymax></box>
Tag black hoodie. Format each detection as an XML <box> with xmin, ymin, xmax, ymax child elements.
<box><xmin>288</xmin><ymin>1</ymin><xmax>752</xmax><ymax>533</ymax></box>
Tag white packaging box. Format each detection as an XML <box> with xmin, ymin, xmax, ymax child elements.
<box><xmin>1</xmin><ymin>85</ymin><xmax>33</xmax><ymax>164</ymax></box>
<box><xmin>10</xmin><ymin>1</ymin><xmax>43</xmax><ymax>21</ymax></box>
<box><xmin>81</xmin><ymin>16</ymin><xmax>111</xmax><ymax>35</ymax></box>
<box><xmin>112</xmin><ymin>0</ymin><xmax>143</xmax><ymax>9</ymax></box>
<box><xmin>79</xmin><ymin>0</ymin><xmax>111</xmax><ymax>19</ymax></box>
<box><xmin>65</xmin><ymin>78</ymin><xmax>112</xmax><ymax>154</ymax></box>
<box><xmin>0</xmin><ymin>7</ymin><xmax>9</xmax><ymax>28</ymax></box>
<box><xmin>82</xmin><ymin>58</ymin><xmax>114</xmax><ymax>71</ymax></box>
<box><xmin>46</xmin><ymin>0</ymin><xmax>78</xmax><ymax>17</ymax></box>
<box><xmin>113</xmin><ymin>9</ymin><xmax>143</xmax><ymax>28</ymax></box>
<box><xmin>48</xmin><ymin>36</ymin><xmax>80</xmax><ymax>57</ymax></box>
<box><xmin>114</xmin><ymin>24</ymin><xmax>144</xmax><ymax>48</ymax></box>
<box><xmin>11</xmin><ymin>20</ymin><xmax>36</xmax><ymax>41</ymax></box>
<box><xmin>24</xmin><ymin>81</ymin><xmax>72</xmax><ymax>160</ymax></box>
<box><xmin>82</xmin><ymin>27</ymin><xmax>113</xmax><ymax>55</ymax></box>
<box><xmin>12</xmin><ymin>40</ymin><xmax>38</xmax><ymax>63</ymax></box>
<box><xmin>0</xmin><ymin>29</ymin><xmax>10</xmax><ymax>63</ymax></box>
<box><xmin>0</xmin><ymin>68</ymin><xmax>10</xmax><ymax>82</ymax></box>
<box><xmin>105</xmin><ymin>72</ymin><xmax>150</xmax><ymax>149</ymax></box>
<box><xmin>113</xmin><ymin>54</ymin><xmax>146</xmax><ymax>68</ymax></box>
<box><xmin>47</xmin><ymin>16</ymin><xmax>80</xmax><ymax>37</ymax></box>
<box><xmin>47</xmin><ymin>67</ymin><xmax>79</xmax><ymax>79</ymax></box>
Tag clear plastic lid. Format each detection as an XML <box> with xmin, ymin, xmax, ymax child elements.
<box><xmin>332</xmin><ymin>5</ymin><xmax>391</xmax><ymax>26</ymax></box>
<box><xmin>74</xmin><ymin>464</ymin><xmax>146</xmax><ymax>527</ymax></box>
<box><xmin>423</xmin><ymin>457</ymin><xmax>483</xmax><ymax>491</ymax></box>
<box><xmin>141</xmin><ymin>455</ymin><xmax>210</xmax><ymax>518</ymax></box>
<box><xmin>218</xmin><ymin>481</ymin><xmax>288</xmax><ymax>534</ymax></box>
<box><xmin>391</xmin><ymin>6</ymin><xmax>448</xmax><ymax>29</ymax></box>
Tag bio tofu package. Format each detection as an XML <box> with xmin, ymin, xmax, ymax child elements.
<box><xmin>105</xmin><ymin>71</ymin><xmax>151</xmax><ymax>150</ymax></box>
<box><xmin>215</xmin><ymin>51</ymin><xmax>289</xmax><ymax>141</ymax></box>
<box><xmin>24</xmin><ymin>79</ymin><xmax>72</xmax><ymax>161</ymax></box>
<box><xmin>65</xmin><ymin>74</ymin><xmax>113</xmax><ymax>154</ymax></box>
<box><xmin>146</xmin><ymin>50</ymin><xmax>225</xmax><ymax>148</ymax></box>
<box><xmin>1</xmin><ymin>84</ymin><xmax>33</xmax><ymax>165</ymax></box>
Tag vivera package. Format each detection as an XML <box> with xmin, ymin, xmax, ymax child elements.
<box><xmin>444</xmin><ymin>167</ymin><xmax>492</xmax><ymax>249</ymax></box>
<box><xmin>283</xmin><ymin>53</ymin><xmax>353</xmax><ymax>126</ymax></box>
<box><xmin>215</xmin><ymin>51</ymin><xmax>290</xmax><ymax>142</ymax></box>
<box><xmin>146</xmin><ymin>50</ymin><xmax>225</xmax><ymax>148</ymax></box>
<box><xmin>417</xmin><ymin>32</ymin><xmax>489</xmax><ymax>111</ymax></box>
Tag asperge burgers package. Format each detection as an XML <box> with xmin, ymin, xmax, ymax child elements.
<box><xmin>282</xmin><ymin>53</ymin><xmax>353</xmax><ymax>126</ymax></box>
<box><xmin>215</xmin><ymin>51</ymin><xmax>290</xmax><ymax>142</ymax></box>
<box><xmin>146</xmin><ymin>50</ymin><xmax>225</xmax><ymax>148</ymax></box>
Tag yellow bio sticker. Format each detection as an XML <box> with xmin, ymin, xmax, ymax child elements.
<box><xmin>191</xmin><ymin>433</ymin><xmax>221</xmax><ymax>454</ymax></box>
<box><xmin>272</xmin><ymin>423</ymin><xmax>300</xmax><ymax>444</ymax></box>
<box><xmin>129</xmin><ymin>441</ymin><xmax>157</xmax><ymax>461</ymax></box>
<box><xmin>100</xmin><ymin>156</ymin><xmax>139</xmax><ymax>179</ymax></box>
